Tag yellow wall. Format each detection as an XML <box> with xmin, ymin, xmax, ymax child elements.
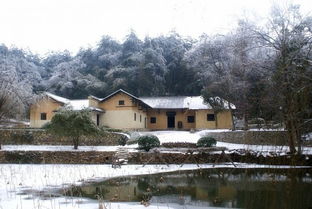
<box><xmin>88</xmin><ymin>97</ymin><xmax>100</xmax><ymax>108</ymax></box>
<box><xmin>30</xmin><ymin>97</ymin><xmax>63</xmax><ymax>128</ymax></box>
<box><xmin>216</xmin><ymin>110</ymin><xmax>233</xmax><ymax>129</ymax></box>
<box><xmin>146</xmin><ymin>109</ymin><xmax>196</xmax><ymax>130</ymax></box>
<box><xmin>146</xmin><ymin>109</ymin><xmax>233</xmax><ymax>130</ymax></box>
<box><xmin>195</xmin><ymin>109</ymin><xmax>233</xmax><ymax>129</ymax></box>
<box><xmin>99</xmin><ymin>93</ymin><xmax>138</xmax><ymax>111</ymax></box>
<box><xmin>30</xmin><ymin>92</ymin><xmax>233</xmax><ymax>130</ymax></box>
<box><xmin>99</xmin><ymin>92</ymin><xmax>147</xmax><ymax>129</ymax></box>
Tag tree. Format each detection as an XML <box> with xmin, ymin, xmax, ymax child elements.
<box><xmin>44</xmin><ymin>109</ymin><xmax>99</xmax><ymax>149</ymax></box>
<box><xmin>255</xmin><ymin>4</ymin><xmax>312</xmax><ymax>154</ymax></box>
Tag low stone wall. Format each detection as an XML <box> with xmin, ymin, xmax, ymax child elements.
<box><xmin>0</xmin><ymin>150</ymin><xmax>311</xmax><ymax>166</ymax></box>
<box><xmin>206</xmin><ymin>131</ymin><xmax>288</xmax><ymax>145</ymax></box>
<box><xmin>0</xmin><ymin>129</ymin><xmax>123</xmax><ymax>146</ymax></box>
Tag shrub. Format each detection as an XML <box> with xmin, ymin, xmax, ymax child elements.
<box><xmin>138</xmin><ymin>135</ymin><xmax>160</xmax><ymax>152</ymax></box>
<box><xmin>118</xmin><ymin>135</ymin><xmax>128</xmax><ymax>146</ymax></box>
<box><xmin>196</xmin><ymin>136</ymin><xmax>217</xmax><ymax>147</ymax></box>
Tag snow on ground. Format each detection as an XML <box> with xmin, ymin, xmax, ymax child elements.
<box><xmin>0</xmin><ymin>163</ymin><xmax>310</xmax><ymax>209</ymax></box>
<box><xmin>138</xmin><ymin>130</ymin><xmax>312</xmax><ymax>155</ymax></box>
<box><xmin>137</xmin><ymin>130</ymin><xmax>229</xmax><ymax>144</ymax></box>
<box><xmin>2</xmin><ymin>130</ymin><xmax>312</xmax><ymax>155</ymax></box>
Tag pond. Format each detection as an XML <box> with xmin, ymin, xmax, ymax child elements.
<box><xmin>62</xmin><ymin>168</ymin><xmax>312</xmax><ymax>209</ymax></box>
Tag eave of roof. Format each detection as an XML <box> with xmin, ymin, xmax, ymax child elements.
<box><xmin>100</xmin><ymin>89</ymin><xmax>139</xmax><ymax>102</ymax></box>
<box><xmin>45</xmin><ymin>92</ymin><xmax>69</xmax><ymax>104</ymax></box>
<box><xmin>100</xmin><ymin>89</ymin><xmax>152</xmax><ymax>108</ymax></box>
<box><xmin>89</xmin><ymin>95</ymin><xmax>104</xmax><ymax>101</ymax></box>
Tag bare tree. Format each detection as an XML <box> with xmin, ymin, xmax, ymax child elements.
<box><xmin>255</xmin><ymin>4</ymin><xmax>312</xmax><ymax>154</ymax></box>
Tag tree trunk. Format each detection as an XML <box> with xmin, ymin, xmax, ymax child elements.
<box><xmin>73</xmin><ymin>137</ymin><xmax>79</xmax><ymax>150</ymax></box>
<box><xmin>295</xmin><ymin>119</ymin><xmax>302</xmax><ymax>155</ymax></box>
<box><xmin>286</xmin><ymin>118</ymin><xmax>297</xmax><ymax>154</ymax></box>
<box><xmin>243</xmin><ymin>113</ymin><xmax>249</xmax><ymax>130</ymax></box>
<box><xmin>229</xmin><ymin>105</ymin><xmax>236</xmax><ymax>131</ymax></box>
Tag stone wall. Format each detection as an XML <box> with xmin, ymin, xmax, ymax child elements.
<box><xmin>0</xmin><ymin>129</ymin><xmax>123</xmax><ymax>146</ymax></box>
<box><xmin>0</xmin><ymin>150</ymin><xmax>311</xmax><ymax>166</ymax></box>
<box><xmin>206</xmin><ymin>131</ymin><xmax>288</xmax><ymax>145</ymax></box>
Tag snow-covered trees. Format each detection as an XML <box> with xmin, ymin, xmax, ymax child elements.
<box><xmin>0</xmin><ymin>3</ymin><xmax>310</xmax><ymax>151</ymax></box>
<box><xmin>0</xmin><ymin>45</ymin><xmax>38</xmax><ymax>120</ymax></box>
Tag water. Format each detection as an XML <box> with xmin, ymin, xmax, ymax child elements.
<box><xmin>63</xmin><ymin>168</ymin><xmax>312</xmax><ymax>209</ymax></box>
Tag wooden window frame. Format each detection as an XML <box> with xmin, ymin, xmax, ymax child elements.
<box><xmin>187</xmin><ymin>116</ymin><xmax>195</xmax><ymax>123</ymax></box>
<box><xmin>40</xmin><ymin>113</ymin><xmax>47</xmax><ymax>120</ymax></box>
<box><xmin>207</xmin><ymin>114</ymin><xmax>215</xmax><ymax>121</ymax></box>
<box><xmin>150</xmin><ymin>117</ymin><xmax>156</xmax><ymax>124</ymax></box>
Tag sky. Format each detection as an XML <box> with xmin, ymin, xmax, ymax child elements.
<box><xmin>0</xmin><ymin>0</ymin><xmax>311</xmax><ymax>56</ymax></box>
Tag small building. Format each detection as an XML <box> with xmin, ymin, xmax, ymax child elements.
<box><xmin>30</xmin><ymin>89</ymin><xmax>234</xmax><ymax>130</ymax></box>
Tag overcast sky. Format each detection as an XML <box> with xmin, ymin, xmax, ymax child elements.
<box><xmin>0</xmin><ymin>0</ymin><xmax>311</xmax><ymax>55</ymax></box>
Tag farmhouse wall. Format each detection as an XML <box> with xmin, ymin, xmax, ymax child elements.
<box><xmin>99</xmin><ymin>92</ymin><xmax>147</xmax><ymax>129</ymax></box>
<box><xmin>30</xmin><ymin>97</ymin><xmax>62</xmax><ymax>128</ymax></box>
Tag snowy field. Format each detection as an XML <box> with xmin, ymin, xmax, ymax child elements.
<box><xmin>0</xmin><ymin>130</ymin><xmax>311</xmax><ymax>208</ymax></box>
<box><xmin>1</xmin><ymin>130</ymin><xmax>312</xmax><ymax>155</ymax></box>
<box><xmin>0</xmin><ymin>163</ymin><xmax>310</xmax><ymax>209</ymax></box>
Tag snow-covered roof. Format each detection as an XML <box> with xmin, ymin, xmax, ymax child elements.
<box><xmin>89</xmin><ymin>95</ymin><xmax>104</xmax><ymax>101</ymax></box>
<box><xmin>66</xmin><ymin>100</ymin><xmax>104</xmax><ymax>112</ymax></box>
<box><xmin>44</xmin><ymin>92</ymin><xmax>104</xmax><ymax>112</ymax></box>
<box><xmin>139</xmin><ymin>96</ymin><xmax>190</xmax><ymax>109</ymax></box>
<box><xmin>139</xmin><ymin>96</ymin><xmax>235</xmax><ymax>110</ymax></box>
<box><xmin>67</xmin><ymin>100</ymin><xmax>89</xmax><ymax>110</ymax></box>
<box><xmin>45</xmin><ymin>92</ymin><xmax>69</xmax><ymax>104</ymax></box>
<box><xmin>44</xmin><ymin>90</ymin><xmax>234</xmax><ymax>112</ymax></box>
<box><xmin>186</xmin><ymin>96</ymin><xmax>213</xmax><ymax>110</ymax></box>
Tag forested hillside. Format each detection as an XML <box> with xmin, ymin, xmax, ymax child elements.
<box><xmin>0</xmin><ymin>4</ymin><xmax>311</xmax><ymax>144</ymax></box>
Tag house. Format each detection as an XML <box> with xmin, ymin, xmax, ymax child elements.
<box><xmin>30</xmin><ymin>89</ymin><xmax>235</xmax><ymax>130</ymax></box>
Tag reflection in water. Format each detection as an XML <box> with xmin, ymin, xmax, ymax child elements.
<box><xmin>63</xmin><ymin>168</ymin><xmax>312</xmax><ymax>209</ymax></box>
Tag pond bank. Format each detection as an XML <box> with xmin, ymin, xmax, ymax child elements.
<box><xmin>0</xmin><ymin>149</ymin><xmax>311</xmax><ymax>166</ymax></box>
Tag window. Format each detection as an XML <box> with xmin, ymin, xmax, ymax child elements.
<box><xmin>118</xmin><ymin>100</ymin><xmax>125</xmax><ymax>105</ymax></box>
<box><xmin>134</xmin><ymin>113</ymin><xmax>136</xmax><ymax>121</ymax></box>
<box><xmin>150</xmin><ymin>117</ymin><xmax>156</xmax><ymax>124</ymax></box>
<box><xmin>187</xmin><ymin>116</ymin><xmax>195</xmax><ymax>123</ymax></box>
<box><xmin>40</xmin><ymin>113</ymin><xmax>47</xmax><ymax>120</ymax></box>
<box><xmin>140</xmin><ymin>115</ymin><xmax>142</xmax><ymax>122</ymax></box>
<box><xmin>207</xmin><ymin>114</ymin><xmax>215</xmax><ymax>121</ymax></box>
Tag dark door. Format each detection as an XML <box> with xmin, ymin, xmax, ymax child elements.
<box><xmin>167</xmin><ymin>116</ymin><xmax>175</xmax><ymax>128</ymax></box>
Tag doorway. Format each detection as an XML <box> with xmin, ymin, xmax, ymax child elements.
<box><xmin>166</xmin><ymin>111</ymin><xmax>176</xmax><ymax>128</ymax></box>
<box><xmin>96</xmin><ymin>114</ymin><xmax>100</xmax><ymax>126</ymax></box>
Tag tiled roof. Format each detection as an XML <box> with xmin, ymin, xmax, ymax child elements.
<box><xmin>45</xmin><ymin>92</ymin><xmax>104</xmax><ymax>112</ymax></box>
<box><xmin>139</xmin><ymin>96</ymin><xmax>212</xmax><ymax>109</ymax></box>
<box><xmin>139</xmin><ymin>96</ymin><xmax>235</xmax><ymax>110</ymax></box>
<box><xmin>44</xmin><ymin>90</ymin><xmax>235</xmax><ymax>111</ymax></box>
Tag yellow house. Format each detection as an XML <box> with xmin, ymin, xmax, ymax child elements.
<box><xmin>30</xmin><ymin>89</ymin><xmax>234</xmax><ymax>130</ymax></box>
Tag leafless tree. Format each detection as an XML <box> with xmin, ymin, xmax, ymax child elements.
<box><xmin>255</xmin><ymin>3</ymin><xmax>312</xmax><ymax>154</ymax></box>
